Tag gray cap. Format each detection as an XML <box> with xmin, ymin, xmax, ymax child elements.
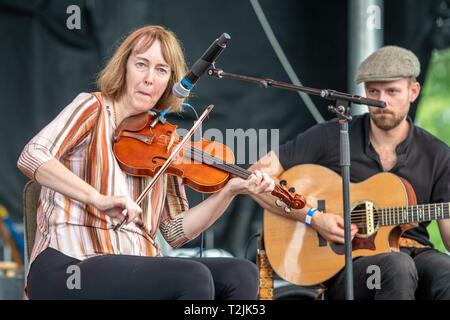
<box><xmin>354</xmin><ymin>45</ymin><xmax>420</xmax><ymax>84</ymax></box>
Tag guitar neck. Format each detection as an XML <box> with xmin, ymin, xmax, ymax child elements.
<box><xmin>380</xmin><ymin>202</ymin><xmax>450</xmax><ymax>226</ymax></box>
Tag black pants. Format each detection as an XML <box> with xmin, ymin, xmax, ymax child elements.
<box><xmin>325</xmin><ymin>247</ymin><xmax>450</xmax><ymax>300</ymax></box>
<box><xmin>27</xmin><ymin>247</ymin><xmax>259</xmax><ymax>300</ymax></box>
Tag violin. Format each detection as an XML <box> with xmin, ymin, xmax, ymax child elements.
<box><xmin>113</xmin><ymin>111</ymin><xmax>306</xmax><ymax>212</ymax></box>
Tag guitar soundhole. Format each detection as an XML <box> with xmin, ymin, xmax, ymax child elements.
<box><xmin>351</xmin><ymin>201</ymin><xmax>380</xmax><ymax>238</ymax></box>
<box><xmin>329</xmin><ymin>201</ymin><xmax>380</xmax><ymax>255</ymax></box>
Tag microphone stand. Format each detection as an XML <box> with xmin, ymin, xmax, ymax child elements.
<box><xmin>329</xmin><ymin>100</ymin><xmax>353</xmax><ymax>300</ymax></box>
<box><xmin>208</xmin><ymin>67</ymin><xmax>385</xmax><ymax>300</ymax></box>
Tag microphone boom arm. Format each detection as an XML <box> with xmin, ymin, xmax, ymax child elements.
<box><xmin>207</xmin><ymin>68</ymin><xmax>386</xmax><ymax>108</ymax></box>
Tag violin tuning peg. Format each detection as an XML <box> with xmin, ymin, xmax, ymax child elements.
<box><xmin>288</xmin><ymin>187</ymin><xmax>296</xmax><ymax>194</ymax></box>
<box><xmin>275</xmin><ymin>199</ymin><xmax>284</xmax><ymax>207</ymax></box>
<box><xmin>280</xmin><ymin>180</ymin><xmax>287</xmax><ymax>186</ymax></box>
<box><xmin>284</xmin><ymin>206</ymin><xmax>292</xmax><ymax>213</ymax></box>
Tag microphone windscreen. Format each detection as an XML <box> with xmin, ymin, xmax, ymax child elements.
<box><xmin>172</xmin><ymin>82</ymin><xmax>190</xmax><ymax>98</ymax></box>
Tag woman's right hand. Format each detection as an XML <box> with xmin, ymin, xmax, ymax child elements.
<box><xmin>310</xmin><ymin>211</ymin><xmax>358</xmax><ymax>244</ymax></box>
<box><xmin>91</xmin><ymin>194</ymin><xmax>142</xmax><ymax>225</ymax></box>
<box><xmin>31</xmin><ymin>159</ymin><xmax>142</xmax><ymax>226</ymax></box>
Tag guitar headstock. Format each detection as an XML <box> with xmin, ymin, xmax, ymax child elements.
<box><xmin>271</xmin><ymin>180</ymin><xmax>306</xmax><ymax>213</ymax></box>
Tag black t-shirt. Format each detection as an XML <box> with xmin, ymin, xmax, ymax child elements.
<box><xmin>277</xmin><ymin>113</ymin><xmax>450</xmax><ymax>247</ymax></box>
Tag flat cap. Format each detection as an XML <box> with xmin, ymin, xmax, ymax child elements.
<box><xmin>355</xmin><ymin>45</ymin><xmax>420</xmax><ymax>84</ymax></box>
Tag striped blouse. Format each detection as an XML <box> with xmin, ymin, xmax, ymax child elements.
<box><xmin>18</xmin><ymin>92</ymin><xmax>190</xmax><ymax>269</ymax></box>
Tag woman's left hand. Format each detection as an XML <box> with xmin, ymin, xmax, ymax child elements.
<box><xmin>225</xmin><ymin>169</ymin><xmax>275</xmax><ymax>197</ymax></box>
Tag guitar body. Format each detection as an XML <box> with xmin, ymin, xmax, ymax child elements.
<box><xmin>264</xmin><ymin>164</ymin><xmax>417</xmax><ymax>286</ymax></box>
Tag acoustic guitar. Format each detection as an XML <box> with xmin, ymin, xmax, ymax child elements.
<box><xmin>263</xmin><ymin>164</ymin><xmax>449</xmax><ymax>286</ymax></box>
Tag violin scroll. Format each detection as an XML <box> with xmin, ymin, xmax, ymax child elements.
<box><xmin>271</xmin><ymin>182</ymin><xmax>306</xmax><ymax>213</ymax></box>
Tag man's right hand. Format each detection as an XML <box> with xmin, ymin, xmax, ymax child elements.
<box><xmin>310</xmin><ymin>211</ymin><xmax>358</xmax><ymax>244</ymax></box>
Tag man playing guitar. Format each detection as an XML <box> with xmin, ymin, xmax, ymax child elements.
<box><xmin>250</xmin><ymin>46</ymin><xmax>450</xmax><ymax>299</ymax></box>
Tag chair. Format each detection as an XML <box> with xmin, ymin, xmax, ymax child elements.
<box><xmin>22</xmin><ymin>180</ymin><xmax>40</xmax><ymax>261</ymax></box>
<box><xmin>256</xmin><ymin>232</ymin><xmax>325</xmax><ymax>300</ymax></box>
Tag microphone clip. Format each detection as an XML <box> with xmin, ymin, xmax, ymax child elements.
<box><xmin>328</xmin><ymin>99</ymin><xmax>352</xmax><ymax>122</ymax></box>
<box><xmin>149</xmin><ymin>106</ymin><xmax>172</xmax><ymax>129</ymax></box>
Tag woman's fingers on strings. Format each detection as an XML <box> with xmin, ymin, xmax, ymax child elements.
<box><xmin>253</xmin><ymin>169</ymin><xmax>263</xmax><ymax>182</ymax></box>
<box><xmin>246</xmin><ymin>171</ymin><xmax>274</xmax><ymax>193</ymax></box>
<box><xmin>262</xmin><ymin>173</ymin><xmax>275</xmax><ymax>192</ymax></box>
<box><xmin>246</xmin><ymin>173</ymin><xmax>259</xmax><ymax>186</ymax></box>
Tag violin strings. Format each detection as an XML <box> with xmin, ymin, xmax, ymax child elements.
<box><xmin>180</xmin><ymin>146</ymin><xmax>293</xmax><ymax>202</ymax></box>
<box><xmin>186</xmin><ymin>146</ymin><xmax>252</xmax><ymax>178</ymax></box>
<box><xmin>147</xmin><ymin>136</ymin><xmax>248</xmax><ymax>177</ymax></box>
<box><xmin>185</xmin><ymin>147</ymin><xmax>289</xmax><ymax>194</ymax></box>
<box><xmin>152</xmin><ymin>136</ymin><xmax>255</xmax><ymax>177</ymax></box>
<box><xmin>150</xmin><ymin>135</ymin><xmax>283</xmax><ymax>194</ymax></box>
<box><xmin>153</xmin><ymin>138</ymin><xmax>293</xmax><ymax>192</ymax></box>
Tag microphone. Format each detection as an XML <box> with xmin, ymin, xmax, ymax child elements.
<box><xmin>173</xmin><ymin>33</ymin><xmax>231</xmax><ymax>98</ymax></box>
<box><xmin>321</xmin><ymin>89</ymin><xmax>386</xmax><ymax>108</ymax></box>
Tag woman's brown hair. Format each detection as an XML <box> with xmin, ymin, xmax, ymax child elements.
<box><xmin>96</xmin><ymin>25</ymin><xmax>187</xmax><ymax>113</ymax></box>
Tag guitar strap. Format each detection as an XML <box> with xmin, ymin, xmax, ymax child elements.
<box><xmin>398</xmin><ymin>237</ymin><xmax>429</xmax><ymax>248</ymax></box>
<box><xmin>256</xmin><ymin>231</ymin><xmax>275</xmax><ymax>300</ymax></box>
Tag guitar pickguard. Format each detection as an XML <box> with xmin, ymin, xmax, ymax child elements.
<box><xmin>330</xmin><ymin>233</ymin><xmax>377</xmax><ymax>255</ymax></box>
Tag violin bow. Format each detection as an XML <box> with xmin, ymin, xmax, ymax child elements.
<box><xmin>114</xmin><ymin>105</ymin><xmax>214</xmax><ymax>231</ymax></box>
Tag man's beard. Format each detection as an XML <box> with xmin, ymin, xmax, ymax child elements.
<box><xmin>370</xmin><ymin>110</ymin><xmax>406</xmax><ymax>131</ymax></box>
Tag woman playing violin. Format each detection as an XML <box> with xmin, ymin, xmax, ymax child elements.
<box><xmin>17</xmin><ymin>25</ymin><xmax>274</xmax><ymax>300</ymax></box>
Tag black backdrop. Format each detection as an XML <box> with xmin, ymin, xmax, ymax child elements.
<box><xmin>1</xmin><ymin>0</ymin><xmax>448</xmax><ymax>259</ymax></box>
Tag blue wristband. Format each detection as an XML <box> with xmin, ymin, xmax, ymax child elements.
<box><xmin>305</xmin><ymin>208</ymin><xmax>318</xmax><ymax>226</ymax></box>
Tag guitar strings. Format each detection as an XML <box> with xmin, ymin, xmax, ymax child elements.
<box><xmin>334</xmin><ymin>205</ymin><xmax>448</xmax><ymax>227</ymax></box>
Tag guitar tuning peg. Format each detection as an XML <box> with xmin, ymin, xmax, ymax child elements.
<box><xmin>288</xmin><ymin>187</ymin><xmax>296</xmax><ymax>193</ymax></box>
<box><xmin>284</xmin><ymin>206</ymin><xmax>292</xmax><ymax>213</ymax></box>
<box><xmin>275</xmin><ymin>199</ymin><xmax>283</xmax><ymax>207</ymax></box>
<box><xmin>280</xmin><ymin>180</ymin><xmax>287</xmax><ymax>186</ymax></box>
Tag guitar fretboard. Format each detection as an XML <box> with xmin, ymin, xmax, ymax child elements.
<box><xmin>380</xmin><ymin>202</ymin><xmax>450</xmax><ymax>226</ymax></box>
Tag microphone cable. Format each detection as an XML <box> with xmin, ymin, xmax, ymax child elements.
<box><xmin>181</xmin><ymin>103</ymin><xmax>205</xmax><ymax>258</ymax></box>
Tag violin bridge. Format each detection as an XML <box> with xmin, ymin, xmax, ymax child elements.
<box><xmin>166</xmin><ymin>134</ymin><xmax>177</xmax><ymax>154</ymax></box>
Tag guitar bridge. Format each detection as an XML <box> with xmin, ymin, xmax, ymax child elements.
<box><xmin>366</xmin><ymin>201</ymin><xmax>375</xmax><ymax>235</ymax></box>
<box><xmin>352</xmin><ymin>200</ymin><xmax>379</xmax><ymax>237</ymax></box>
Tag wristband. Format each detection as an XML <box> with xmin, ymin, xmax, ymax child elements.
<box><xmin>305</xmin><ymin>208</ymin><xmax>318</xmax><ymax>226</ymax></box>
